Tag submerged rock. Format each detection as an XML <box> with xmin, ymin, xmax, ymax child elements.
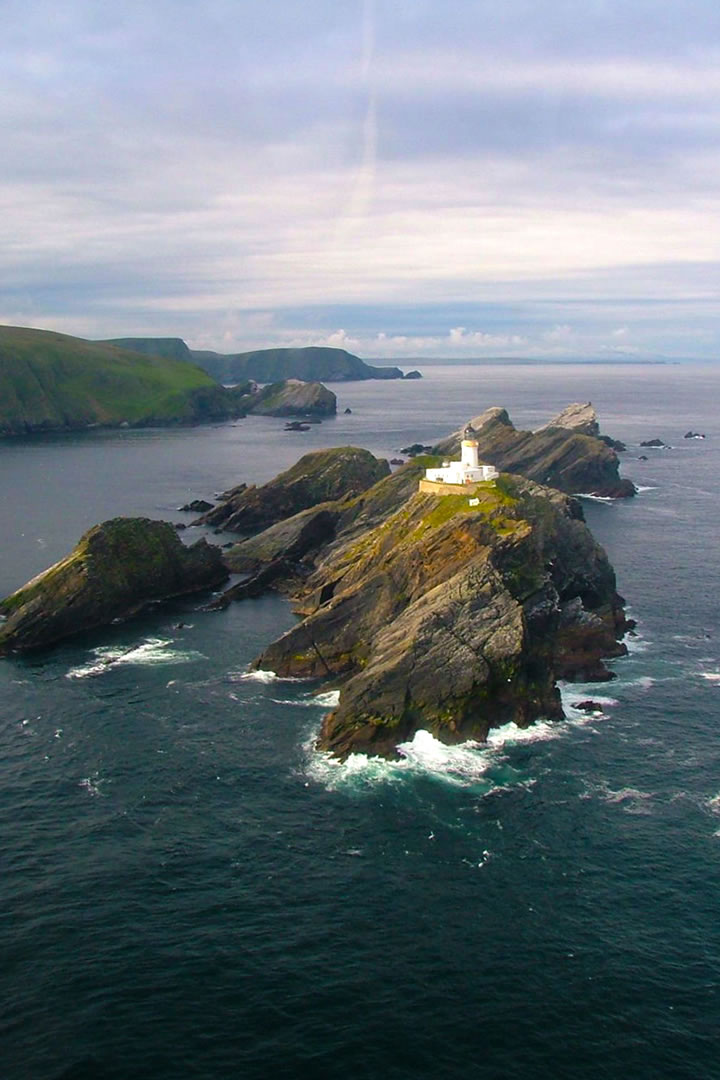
<box><xmin>401</xmin><ymin>443</ymin><xmax>433</xmax><ymax>456</ymax></box>
<box><xmin>0</xmin><ymin>518</ymin><xmax>228</xmax><ymax>653</ymax></box>
<box><xmin>179</xmin><ymin>498</ymin><xmax>214</xmax><ymax>513</ymax></box>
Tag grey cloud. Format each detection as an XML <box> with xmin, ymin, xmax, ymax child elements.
<box><xmin>1</xmin><ymin>0</ymin><xmax>719</xmax><ymax>358</ymax></box>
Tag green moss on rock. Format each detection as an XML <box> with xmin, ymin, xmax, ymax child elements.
<box><xmin>0</xmin><ymin>517</ymin><xmax>228</xmax><ymax>653</ymax></box>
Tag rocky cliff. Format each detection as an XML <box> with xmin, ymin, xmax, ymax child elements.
<box><xmin>252</xmin><ymin>471</ymin><xmax>628</xmax><ymax>758</ymax></box>
<box><xmin>434</xmin><ymin>405</ymin><xmax>634</xmax><ymax>497</ymax></box>
<box><xmin>247</xmin><ymin>378</ymin><xmax>336</xmax><ymax>417</ymax></box>
<box><xmin>197</xmin><ymin>446</ymin><xmax>390</xmax><ymax>535</ymax></box>
<box><xmin>0</xmin><ymin>518</ymin><xmax>228</xmax><ymax>653</ymax></box>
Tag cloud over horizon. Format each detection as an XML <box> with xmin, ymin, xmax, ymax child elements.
<box><xmin>1</xmin><ymin>0</ymin><xmax>719</xmax><ymax>359</ymax></box>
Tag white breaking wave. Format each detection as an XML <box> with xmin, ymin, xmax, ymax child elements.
<box><xmin>313</xmin><ymin>690</ymin><xmax>341</xmax><ymax>708</ymax></box>
<box><xmin>303</xmin><ymin>713</ymin><xmax>577</xmax><ymax>792</ymax></box>
<box><xmin>302</xmin><ymin>672</ymin><xmax>628</xmax><ymax>793</ymax></box>
<box><xmin>271</xmin><ymin>689</ymin><xmax>341</xmax><ymax>709</ymax></box>
<box><xmin>707</xmin><ymin>794</ymin><xmax>720</xmax><ymax>814</ymax></box>
<box><xmin>485</xmin><ymin>719</ymin><xmax>561</xmax><ymax>746</ymax></box>
<box><xmin>699</xmin><ymin>672</ymin><xmax>720</xmax><ymax>684</ymax></box>
<box><xmin>231</xmin><ymin>668</ymin><xmax>307</xmax><ymax>684</ymax></box>
<box><xmin>558</xmin><ymin>683</ymin><xmax>618</xmax><ymax>718</ymax></box>
<box><xmin>620</xmin><ymin>675</ymin><xmax>656</xmax><ymax>690</ymax></box>
<box><xmin>306</xmin><ymin>728</ymin><xmax>497</xmax><ymax>791</ymax></box>
<box><xmin>625</xmin><ymin>632</ymin><xmax>652</xmax><ymax>654</ymax></box>
<box><xmin>575</xmin><ymin>493</ymin><xmax>616</xmax><ymax>503</ymax></box>
<box><xmin>635</xmin><ymin>485</ymin><xmax>659</xmax><ymax>493</ymax></box>
<box><xmin>66</xmin><ymin>638</ymin><xmax>204</xmax><ymax>679</ymax></box>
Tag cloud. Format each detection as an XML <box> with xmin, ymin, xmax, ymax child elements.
<box><xmin>0</xmin><ymin>1</ymin><xmax>719</xmax><ymax>357</ymax></box>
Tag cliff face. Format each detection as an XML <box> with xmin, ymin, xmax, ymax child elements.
<box><xmin>100</xmin><ymin>337</ymin><xmax>194</xmax><ymax>364</ymax></box>
<box><xmin>0</xmin><ymin>325</ymin><xmax>251</xmax><ymax>435</ymax></box>
<box><xmin>434</xmin><ymin>406</ymin><xmax>634</xmax><ymax>498</ymax></box>
<box><xmin>251</xmin><ymin>470</ymin><xmax>628</xmax><ymax>758</ymax></box>
<box><xmin>188</xmin><ymin>345</ymin><xmax>404</xmax><ymax>384</ymax></box>
<box><xmin>198</xmin><ymin>446</ymin><xmax>391</xmax><ymax>535</ymax></box>
<box><xmin>0</xmin><ymin>518</ymin><xmax>228</xmax><ymax>653</ymax></box>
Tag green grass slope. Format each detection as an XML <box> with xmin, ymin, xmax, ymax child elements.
<box><xmin>0</xmin><ymin>325</ymin><xmax>235</xmax><ymax>435</ymax></box>
<box><xmin>189</xmin><ymin>345</ymin><xmax>404</xmax><ymax>383</ymax></box>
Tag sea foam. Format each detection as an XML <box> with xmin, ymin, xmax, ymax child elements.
<box><xmin>304</xmin><ymin>716</ymin><xmax>573</xmax><ymax>793</ymax></box>
<box><xmin>66</xmin><ymin>638</ymin><xmax>204</xmax><ymax>679</ymax></box>
<box><xmin>303</xmin><ymin>672</ymin><xmax>624</xmax><ymax>793</ymax></box>
<box><xmin>272</xmin><ymin>689</ymin><xmax>341</xmax><ymax>709</ymax></box>
<box><xmin>231</xmin><ymin>668</ymin><xmax>307</xmax><ymax>684</ymax></box>
<box><xmin>305</xmin><ymin>727</ymin><xmax>496</xmax><ymax>792</ymax></box>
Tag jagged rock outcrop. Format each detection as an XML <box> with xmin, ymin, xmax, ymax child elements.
<box><xmin>434</xmin><ymin>406</ymin><xmax>634</xmax><ymax>497</ymax></box>
<box><xmin>224</xmin><ymin>506</ymin><xmax>342</xmax><ymax>574</ymax></box>
<box><xmin>197</xmin><ymin>446</ymin><xmax>390</xmax><ymax>535</ymax></box>
<box><xmin>538</xmin><ymin>401</ymin><xmax>600</xmax><ymax>437</ymax></box>
<box><xmin>252</xmin><ymin>470</ymin><xmax>629</xmax><ymax>758</ymax></box>
<box><xmin>0</xmin><ymin>518</ymin><xmax>228</xmax><ymax>653</ymax></box>
<box><xmin>247</xmin><ymin>378</ymin><xmax>336</xmax><ymax>417</ymax></box>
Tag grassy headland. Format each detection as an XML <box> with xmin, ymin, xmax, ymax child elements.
<box><xmin>0</xmin><ymin>325</ymin><xmax>249</xmax><ymax>435</ymax></box>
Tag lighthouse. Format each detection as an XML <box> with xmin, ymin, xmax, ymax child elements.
<box><xmin>460</xmin><ymin>424</ymin><xmax>481</xmax><ymax>470</ymax></box>
<box><xmin>420</xmin><ymin>421</ymin><xmax>499</xmax><ymax>491</ymax></box>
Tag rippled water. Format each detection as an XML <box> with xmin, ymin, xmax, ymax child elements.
<box><xmin>1</xmin><ymin>363</ymin><xmax>719</xmax><ymax>1079</ymax></box>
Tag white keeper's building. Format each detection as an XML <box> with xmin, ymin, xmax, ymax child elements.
<box><xmin>423</xmin><ymin>424</ymin><xmax>499</xmax><ymax>487</ymax></box>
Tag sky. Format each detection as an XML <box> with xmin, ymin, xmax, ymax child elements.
<box><xmin>1</xmin><ymin>0</ymin><xmax>719</xmax><ymax>359</ymax></box>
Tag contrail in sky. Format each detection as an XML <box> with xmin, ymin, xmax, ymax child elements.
<box><xmin>335</xmin><ymin>0</ymin><xmax>377</xmax><ymax>240</ymax></box>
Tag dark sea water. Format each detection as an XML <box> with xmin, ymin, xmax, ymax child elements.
<box><xmin>1</xmin><ymin>363</ymin><xmax>719</xmax><ymax>1080</ymax></box>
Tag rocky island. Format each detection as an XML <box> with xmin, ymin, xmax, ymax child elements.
<box><xmin>248</xmin><ymin>378</ymin><xmax>336</xmax><ymax>417</ymax></box>
<box><xmin>434</xmin><ymin>404</ymin><xmax>634</xmax><ymax>498</ymax></box>
<box><xmin>0</xmin><ymin>519</ymin><xmax>227</xmax><ymax>653</ymax></box>
<box><xmin>0</xmin><ymin>403</ymin><xmax>633</xmax><ymax>761</ymax></box>
<box><xmin>242</xmin><ymin>463</ymin><xmax>629</xmax><ymax>758</ymax></box>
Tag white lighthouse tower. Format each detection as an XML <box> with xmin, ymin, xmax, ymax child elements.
<box><xmin>421</xmin><ymin>422</ymin><xmax>499</xmax><ymax>491</ymax></box>
<box><xmin>460</xmin><ymin>424</ymin><xmax>481</xmax><ymax>470</ymax></box>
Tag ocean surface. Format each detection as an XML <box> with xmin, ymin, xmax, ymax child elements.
<box><xmin>1</xmin><ymin>362</ymin><xmax>719</xmax><ymax>1080</ymax></box>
